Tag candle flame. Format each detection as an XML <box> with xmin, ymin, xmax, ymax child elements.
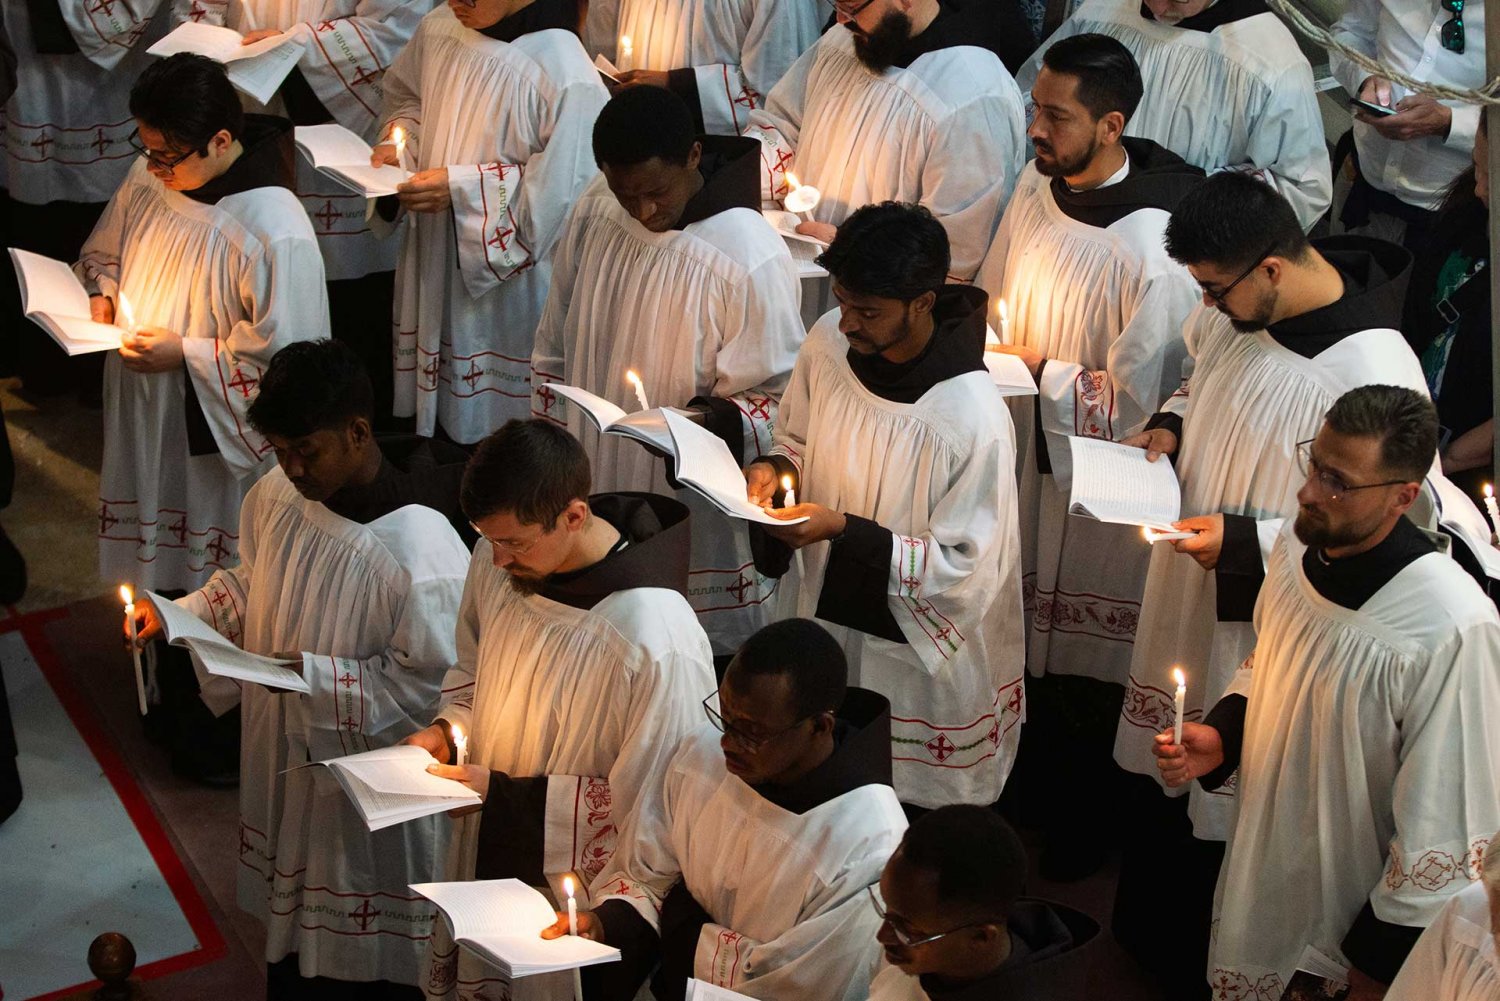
<box><xmin>119</xmin><ymin>584</ymin><xmax>134</xmax><ymax>606</ymax></box>
<box><xmin>785</xmin><ymin>171</ymin><xmax>801</xmax><ymax>191</ymax></box>
<box><xmin>1487</xmin><ymin>483</ymin><xmax>1494</xmax><ymax>500</ymax></box>
<box><xmin>563</xmin><ymin>875</ymin><xmax>576</xmax><ymax>898</ymax></box>
<box><xmin>117</xmin><ymin>291</ymin><xmax>137</xmax><ymax>332</ymax></box>
<box><xmin>996</xmin><ymin>298</ymin><xmax>1008</xmax><ymax>324</ymax></box>
<box><xmin>451</xmin><ymin>722</ymin><xmax>463</xmax><ymax>742</ymax></box>
<box><xmin>619</xmin><ymin>34</ymin><xmax>633</xmax><ymax>54</ymax></box>
<box><xmin>392</xmin><ymin>125</ymin><xmax>406</xmax><ymax>154</ymax></box>
<box><xmin>1141</xmin><ymin>525</ymin><xmax>1155</xmax><ymax>543</ymax></box>
<box><xmin>625</xmin><ymin>369</ymin><xmax>643</xmax><ymax>389</ymax></box>
<box><xmin>1172</xmin><ymin>667</ymin><xmax>1186</xmax><ymax>689</ymax></box>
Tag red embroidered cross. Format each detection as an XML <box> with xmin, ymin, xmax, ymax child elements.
<box><xmin>726</xmin><ymin>574</ymin><xmax>753</xmax><ymax>601</ymax></box>
<box><xmin>205</xmin><ymin>533</ymin><xmax>231</xmax><ymax>564</ymax></box>
<box><xmin>349</xmin><ymin>899</ymin><xmax>380</xmax><ymax>930</ymax></box>
<box><xmin>341</xmin><ymin>715</ymin><xmax>360</xmax><ymax>731</ymax></box>
<box><xmin>91</xmin><ymin>129</ymin><xmax>112</xmax><ymax>155</ymax></box>
<box><xmin>462</xmin><ymin>359</ymin><xmax>484</xmax><ymax>389</ymax></box>
<box><xmin>925</xmin><ymin>733</ymin><xmax>956</xmax><ymax>762</ymax></box>
<box><xmin>422</xmin><ymin>356</ymin><xmax>440</xmax><ymax>385</ymax></box>
<box><xmin>985</xmin><ymin>721</ymin><xmax>1000</xmax><ymax>745</ymax></box>
<box><xmin>733</xmin><ymin>87</ymin><xmax>761</xmax><ymax>109</ymax></box>
<box><xmin>537</xmin><ymin>384</ymin><xmax>557</xmax><ymax>412</ymax></box>
<box><xmin>316</xmin><ymin>19</ymin><xmax>339</xmax><ymax>31</ymax></box>
<box><xmin>746</xmin><ymin>396</ymin><xmax>771</xmax><ymax>420</ymax></box>
<box><xmin>188</xmin><ymin>0</ymin><xmax>208</xmax><ymax>21</ymax></box>
<box><xmin>226</xmin><ymin>369</ymin><xmax>258</xmax><ymax>398</ymax></box>
<box><xmin>933</xmin><ymin>626</ymin><xmax>951</xmax><ymax>642</ymax></box>
<box><xmin>225</xmin><ymin>628</ymin><xmax>241</xmax><ymax>646</ymax></box>
<box><xmin>487</xmin><ymin>226</ymin><xmax>513</xmax><ymax>251</ymax></box>
<box><xmin>772</xmin><ymin>149</ymin><xmax>795</xmax><ymax>174</ymax></box>
<box><xmin>900</xmin><ymin>574</ymin><xmax>922</xmax><ymax>591</ymax></box>
<box><xmin>338</xmin><ymin>671</ymin><xmax>357</xmax><ymax>689</ymax></box>
<box><xmin>313</xmin><ymin>200</ymin><xmax>340</xmax><ymax>232</ymax></box>
<box><xmin>30</xmin><ymin>133</ymin><xmax>54</xmax><ymax>155</ymax></box>
<box><xmin>209</xmin><ymin>588</ymin><xmax>229</xmax><ymax>608</ymax></box>
<box><xmin>167</xmin><ymin>514</ymin><xmax>188</xmax><ymax>545</ymax></box>
<box><xmin>88</xmin><ymin>0</ymin><xmax>117</xmax><ymax>14</ymax></box>
<box><xmin>478</xmin><ymin>163</ymin><xmax>503</xmax><ymax>177</ymax></box>
<box><xmin>910</xmin><ymin>601</ymin><xmax>931</xmax><ymax>616</ymax></box>
<box><xmin>350</xmin><ymin>66</ymin><xmax>379</xmax><ymax>88</ymax></box>
<box><xmin>98</xmin><ymin>502</ymin><xmax>119</xmax><ymax>535</ymax></box>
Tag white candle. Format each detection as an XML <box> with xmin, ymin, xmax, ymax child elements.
<box><xmin>782</xmin><ymin>172</ymin><xmax>821</xmax><ymax>221</ymax></box>
<box><xmin>391</xmin><ymin>125</ymin><xmax>411</xmax><ymax>174</ymax></box>
<box><xmin>452</xmin><ymin>722</ymin><xmax>468</xmax><ymax>766</ymax></box>
<box><xmin>121</xmin><ymin>585</ymin><xmax>147</xmax><ymax>716</ymax></box>
<box><xmin>1172</xmin><ymin>667</ymin><xmax>1187</xmax><ymax>746</ymax></box>
<box><xmin>625</xmin><ymin>369</ymin><xmax>650</xmax><ymax>411</ymax></box>
<box><xmin>781</xmin><ymin>474</ymin><xmax>796</xmax><ymax>508</ymax></box>
<box><xmin>1142</xmin><ymin>525</ymin><xmax>1195</xmax><ymax>543</ymax></box>
<box><xmin>996</xmin><ymin>298</ymin><xmax>1010</xmax><ymax>343</ymax></box>
<box><xmin>1485</xmin><ymin>485</ymin><xmax>1499</xmax><ymax>537</ymax></box>
<box><xmin>565</xmin><ymin>876</ymin><xmax>582</xmax><ymax>1001</ymax></box>
<box><xmin>116</xmin><ymin>291</ymin><xmax>137</xmax><ymax>334</ymax></box>
<box><xmin>619</xmin><ymin>34</ymin><xmax>633</xmax><ymax>63</ymax></box>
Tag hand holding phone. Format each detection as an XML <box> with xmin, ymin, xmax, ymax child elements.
<box><xmin>1350</xmin><ymin>96</ymin><xmax>1397</xmax><ymax>117</ymax></box>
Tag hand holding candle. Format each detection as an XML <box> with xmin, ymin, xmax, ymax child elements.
<box><xmin>565</xmin><ymin>876</ymin><xmax>583</xmax><ymax>1001</ymax></box>
<box><xmin>1172</xmin><ymin>667</ymin><xmax>1187</xmax><ymax>746</ymax></box>
<box><xmin>391</xmin><ymin>125</ymin><xmax>411</xmax><ymax>174</ymax></box>
<box><xmin>781</xmin><ymin>474</ymin><xmax>796</xmax><ymax>508</ymax></box>
<box><xmin>619</xmin><ymin>34</ymin><xmax>633</xmax><ymax>63</ymax></box>
<box><xmin>1142</xmin><ymin>525</ymin><xmax>1196</xmax><ymax>543</ymax></box>
<box><xmin>625</xmin><ymin>369</ymin><xmax>650</xmax><ymax>411</ymax></box>
<box><xmin>452</xmin><ymin>722</ymin><xmax>468</xmax><ymax>766</ymax></box>
<box><xmin>121</xmin><ymin>585</ymin><xmax>148</xmax><ymax>716</ymax></box>
<box><xmin>782</xmin><ymin>172</ymin><xmax>821</xmax><ymax>221</ymax></box>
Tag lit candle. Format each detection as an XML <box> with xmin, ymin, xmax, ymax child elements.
<box><xmin>1142</xmin><ymin>525</ymin><xmax>1195</xmax><ymax>543</ymax></box>
<box><xmin>1172</xmin><ymin>667</ymin><xmax>1187</xmax><ymax>746</ymax></box>
<box><xmin>391</xmin><ymin>125</ymin><xmax>411</xmax><ymax>174</ymax></box>
<box><xmin>781</xmin><ymin>474</ymin><xmax>796</xmax><ymax>507</ymax></box>
<box><xmin>625</xmin><ymin>369</ymin><xmax>650</xmax><ymax>411</ymax></box>
<box><xmin>120</xmin><ymin>585</ymin><xmax>147</xmax><ymax>716</ymax></box>
<box><xmin>619</xmin><ymin>34</ymin><xmax>633</xmax><ymax>62</ymax></box>
<box><xmin>116</xmin><ymin>291</ymin><xmax>137</xmax><ymax>334</ymax></box>
<box><xmin>782</xmin><ymin>171</ymin><xmax>821</xmax><ymax>221</ymax></box>
<box><xmin>996</xmin><ymin>298</ymin><xmax>1010</xmax><ymax>343</ymax></box>
<box><xmin>452</xmin><ymin>722</ymin><xmax>468</xmax><ymax>766</ymax></box>
<box><xmin>564</xmin><ymin>875</ymin><xmax>583</xmax><ymax>1001</ymax></box>
<box><xmin>1485</xmin><ymin>485</ymin><xmax>1499</xmax><ymax>538</ymax></box>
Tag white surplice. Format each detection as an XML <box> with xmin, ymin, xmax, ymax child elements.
<box><xmin>1021</xmin><ymin>0</ymin><xmax>1331</xmax><ymax>229</ymax></box>
<box><xmin>609</xmin><ymin>0</ymin><xmax>822</xmax><ymax>135</ymax></box>
<box><xmin>1386</xmin><ymin>882</ymin><xmax>1500</xmax><ymax>1001</ymax></box>
<box><xmin>743</xmin><ymin>26</ymin><xmax>1025</xmax><ymax>282</ymax></box>
<box><xmin>976</xmin><ymin>160</ymin><xmax>1195</xmax><ymax>684</ymax></box>
<box><xmin>1</xmin><ymin>0</ymin><xmax>167</xmax><ymax>205</ymax></box>
<box><xmin>1209</xmin><ymin>526</ymin><xmax>1500</xmax><ymax>999</ymax></box>
<box><xmin>179</xmin><ymin>466</ymin><xmax>470</xmax><ymax>982</ymax></box>
<box><xmin>424</xmin><ymin>543</ymin><xmax>716</xmax><ymax>1001</ymax></box>
<box><xmin>218</xmin><ymin>0</ymin><xmax>434</xmax><ymax>280</ymax></box>
<box><xmin>380</xmin><ymin>5</ymin><xmax>608</xmax><ymax>442</ymax></box>
<box><xmin>530</xmin><ymin>173</ymin><xmax>804</xmax><ymax>654</ymax></box>
<box><xmin>595</xmin><ymin>724</ymin><xmax>906</xmax><ymax>1000</ymax></box>
<box><xmin>78</xmin><ymin>157</ymin><xmax>329</xmax><ymax>591</ymax></box>
<box><xmin>768</xmin><ymin>312</ymin><xmax>1027</xmax><ymax>808</ymax></box>
<box><xmin>1112</xmin><ymin>308</ymin><xmax>1429</xmax><ymax>840</ymax></box>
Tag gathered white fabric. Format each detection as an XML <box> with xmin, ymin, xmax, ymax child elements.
<box><xmin>179</xmin><ymin>467</ymin><xmax>471</xmax><ymax>982</ymax></box>
<box><xmin>79</xmin><ymin>158</ymin><xmax>329</xmax><ymax>590</ymax></box>
<box><xmin>610</xmin><ymin>0</ymin><xmax>822</xmax><ymax>135</ymax></box>
<box><xmin>1386</xmin><ymin>882</ymin><xmax>1500</xmax><ymax>1001</ymax></box>
<box><xmin>382</xmin><ymin>6</ymin><xmax>608</xmax><ymax>441</ymax></box>
<box><xmin>595</xmin><ymin>724</ymin><xmax>906</xmax><ymax>1001</ymax></box>
<box><xmin>1210</xmin><ymin>527</ymin><xmax>1500</xmax><ymax>999</ymax></box>
<box><xmin>768</xmin><ymin>312</ymin><xmax>1027</xmax><ymax>809</ymax></box>
<box><xmin>1022</xmin><ymin>0</ymin><xmax>1332</xmax><ymax>230</ymax></box>
<box><xmin>744</xmin><ymin>27</ymin><xmax>1025</xmax><ymax>282</ymax></box>
<box><xmin>531</xmin><ymin>176</ymin><xmax>805</xmax><ymax>653</ymax></box>
<box><xmin>977</xmin><ymin>161</ymin><xmax>1195</xmax><ymax>685</ymax></box>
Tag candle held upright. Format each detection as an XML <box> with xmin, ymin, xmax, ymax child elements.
<box><xmin>120</xmin><ymin>585</ymin><xmax>148</xmax><ymax>716</ymax></box>
<box><xmin>625</xmin><ymin>369</ymin><xmax>650</xmax><ymax>411</ymax></box>
<box><xmin>452</xmin><ymin>722</ymin><xmax>468</xmax><ymax>766</ymax></box>
<box><xmin>1172</xmin><ymin>667</ymin><xmax>1187</xmax><ymax>746</ymax></box>
<box><xmin>781</xmin><ymin>474</ymin><xmax>796</xmax><ymax>508</ymax></box>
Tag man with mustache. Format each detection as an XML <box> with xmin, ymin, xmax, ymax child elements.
<box><xmin>1153</xmin><ymin>386</ymin><xmax>1500</xmax><ymax>1001</ymax></box>
<box><xmin>741</xmin><ymin>0</ymin><xmax>1025</xmax><ymax>282</ymax></box>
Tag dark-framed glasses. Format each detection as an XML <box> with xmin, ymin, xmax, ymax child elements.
<box><xmin>702</xmin><ymin>691</ymin><xmax>814</xmax><ymax>753</ymax></box>
<box><xmin>469</xmin><ymin>521</ymin><xmax>548</xmax><ymax>556</ymax></box>
<box><xmin>1295</xmin><ymin>439</ymin><xmax>1408</xmax><ymax>501</ymax></box>
<box><xmin>1198</xmin><ymin>242</ymin><xmax>1278</xmax><ymax>307</ymax></box>
<box><xmin>1441</xmin><ymin>0</ymin><xmax>1465</xmax><ymax>54</ymax></box>
<box><xmin>866</xmin><ymin>887</ymin><xmax>996</xmax><ymax>948</ymax></box>
<box><xmin>127</xmin><ymin>130</ymin><xmax>202</xmax><ymax>172</ymax></box>
<box><xmin>823</xmin><ymin>0</ymin><xmax>878</xmax><ymax>17</ymax></box>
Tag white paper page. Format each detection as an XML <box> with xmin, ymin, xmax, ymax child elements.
<box><xmin>763</xmin><ymin>210</ymin><xmax>828</xmax><ymax>247</ymax></box>
<box><xmin>981</xmin><ymin>349</ymin><xmax>1038</xmax><ymax>397</ymax></box>
<box><xmin>662</xmin><ymin>410</ymin><xmax>808</xmax><ymax>525</ymax></box>
<box><xmin>594</xmin><ymin>53</ymin><xmax>621</xmax><ymax>80</ymax></box>
<box><xmin>547</xmin><ymin>384</ymin><xmax>629</xmax><ymax>430</ymax></box>
<box><xmin>785</xmin><ymin>239</ymin><xmax>827</xmax><ymax>279</ymax></box>
<box><xmin>148</xmin><ymin>21</ymin><xmax>244</xmax><ymax>61</ymax></box>
<box><xmin>462</xmin><ymin>930</ymin><xmax>620</xmax><ymax>977</ymax></box>
<box><xmin>1066</xmin><ymin>436</ymin><xmax>1181</xmax><ymax>529</ymax></box>
<box><xmin>335</xmin><ymin>747</ymin><xmax>481</xmax><ymax>800</ymax></box>
<box><xmin>224</xmin><ymin>45</ymin><xmax>303</xmax><ymax>105</ymax></box>
<box><xmin>144</xmin><ymin>590</ymin><xmax>235</xmax><ymax>645</ymax></box>
<box><xmin>687</xmin><ymin>980</ymin><xmax>756</xmax><ymax>1001</ymax></box>
<box><xmin>39</xmin><ymin>315</ymin><xmax>127</xmax><ymax>356</ymax></box>
<box><xmin>9</xmin><ymin>249</ymin><xmax>92</xmax><ymax>319</ymax></box>
<box><xmin>333</xmin><ymin>770</ymin><xmax>473</xmax><ymax>831</ymax></box>
<box><xmin>412</xmin><ymin>879</ymin><xmax>561</xmax><ymax>942</ymax></box>
<box><xmin>320</xmin><ymin>163</ymin><xmax>408</xmax><ymax>197</ymax></box>
<box><xmin>181</xmin><ymin>637</ymin><xmax>311</xmax><ymax>693</ymax></box>
<box><xmin>294</xmin><ymin>124</ymin><xmax>375</xmax><ymax>168</ymax></box>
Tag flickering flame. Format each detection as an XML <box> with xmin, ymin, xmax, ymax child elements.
<box><xmin>117</xmin><ymin>291</ymin><xmax>137</xmax><ymax>332</ymax></box>
<box><xmin>625</xmin><ymin>370</ymin><xmax>643</xmax><ymax>390</ymax></box>
<box><xmin>996</xmin><ymin>298</ymin><xmax>1008</xmax><ymax>324</ymax></box>
<box><xmin>392</xmin><ymin>126</ymin><xmax>406</xmax><ymax>157</ymax></box>
<box><xmin>785</xmin><ymin>171</ymin><xmax>802</xmax><ymax>191</ymax></box>
<box><xmin>781</xmin><ymin>475</ymin><xmax>794</xmax><ymax>492</ymax></box>
<box><xmin>451</xmin><ymin>722</ymin><xmax>463</xmax><ymax>742</ymax></box>
<box><xmin>1172</xmin><ymin>667</ymin><xmax>1186</xmax><ymax>690</ymax></box>
<box><xmin>119</xmin><ymin>584</ymin><xmax>134</xmax><ymax>606</ymax></box>
<box><xmin>1141</xmin><ymin>525</ymin><xmax>1155</xmax><ymax>543</ymax></box>
<box><xmin>563</xmin><ymin>875</ymin><xmax>576</xmax><ymax>899</ymax></box>
<box><xmin>1487</xmin><ymin>484</ymin><xmax>1494</xmax><ymax>500</ymax></box>
<box><xmin>619</xmin><ymin>34</ymin><xmax>633</xmax><ymax>57</ymax></box>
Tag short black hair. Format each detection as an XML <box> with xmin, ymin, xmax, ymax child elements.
<box><xmin>460</xmin><ymin>419</ymin><xmax>592</xmax><ymax>525</ymax></box>
<box><xmin>592</xmin><ymin>84</ymin><xmax>697</xmax><ymax>168</ymax></box>
<box><xmin>724</xmin><ymin>619</ymin><xmax>847</xmax><ymax>720</ymax></box>
<box><xmin>1324</xmin><ymin>385</ymin><xmax>1438</xmax><ymax>482</ymax></box>
<box><xmin>899</xmin><ymin>806</ymin><xmax>1027</xmax><ymax>921</ymax></box>
<box><xmin>247</xmin><ymin>340</ymin><xmax>374</xmax><ymax>439</ymax></box>
<box><xmin>1040</xmin><ymin>33</ymin><xmax>1143</xmax><ymax>123</ymax></box>
<box><xmin>1164</xmin><ymin>171</ymin><xmax>1312</xmax><ymax>272</ymax></box>
<box><xmin>129</xmin><ymin>53</ymin><xmax>244</xmax><ymax>152</ymax></box>
<box><xmin>816</xmin><ymin>201</ymin><xmax>949</xmax><ymax>301</ymax></box>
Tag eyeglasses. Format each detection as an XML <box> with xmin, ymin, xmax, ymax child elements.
<box><xmin>1442</xmin><ymin>0</ymin><xmax>1465</xmax><ymax>53</ymax></box>
<box><xmin>1198</xmin><ymin>243</ymin><xmax>1278</xmax><ymax>306</ymax></box>
<box><xmin>866</xmin><ymin>887</ymin><xmax>996</xmax><ymax>948</ymax></box>
<box><xmin>127</xmin><ymin>130</ymin><xmax>203</xmax><ymax>172</ymax></box>
<box><xmin>702</xmin><ymin>691</ymin><xmax>815</xmax><ymax>753</ymax></box>
<box><xmin>470</xmin><ymin>521</ymin><xmax>550</xmax><ymax>556</ymax></box>
<box><xmin>1295</xmin><ymin>440</ymin><xmax>1409</xmax><ymax>501</ymax></box>
<box><xmin>823</xmin><ymin>0</ymin><xmax>878</xmax><ymax>17</ymax></box>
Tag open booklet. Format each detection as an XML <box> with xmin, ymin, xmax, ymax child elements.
<box><xmin>686</xmin><ymin>980</ymin><xmax>755</xmax><ymax>1001</ymax></box>
<box><xmin>8</xmin><ymin>249</ymin><xmax>125</xmax><ymax>356</ymax></box>
<box><xmin>147</xmin><ymin>21</ymin><xmax>306</xmax><ymax>105</ymax></box>
<box><xmin>1278</xmin><ymin>945</ymin><xmax>1350</xmax><ymax>1000</ymax></box>
<box><xmin>294</xmin><ymin>124</ymin><xmax>409</xmax><ymax>197</ymax></box>
<box><xmin>1065</xmin><ymin>436</ymin><xmax>1182</xmax><ymax>532</ymax></box>
<box><xmin>143</xmin><ymin>590</ymin><xmax>309</xmax><ymax>694</ymax></box>
<box><xmin>303</xmin><ymin>745</ymin><xmax>480</xmax><ymax>831</ymax></box>
<box><xmin>981</xmin><ymin>332</ymin><xmax>1040</xmax><ymax>397</ymax></box>
<box><xmin>594</xmin><ymin>53</ymin><xmax>621</xmax><ymax>82</ymax></box>
<box><xmin>662</xmin><ymin>409</ymin><xmax>808</xmax><ymax>526</ymax></box>
<box><xmin>763</xmin><ymin>210</ymin><xmax>828</xmax><ymax>279</ymax></box>
<box><xmin>546</xmin><ymin>384</ymin><xmax>680</xmax><ymax>454</ymax></box>
<box><xmin>411</xmin><ymin>879</ymin><xmax>621</xmax><ymax>978</ymax></box>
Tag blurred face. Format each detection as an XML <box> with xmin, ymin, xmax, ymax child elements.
<box><xmin>448</xmin><ymin>0</ymin><xmax>511</xmax><ymax>29</ymax></box>
<box><xmin>713</xmin><ymin>670</ymin><xmax>823</xmax><ymax>785</ymax></box>
<box><xmin>833</xmin><ymin>281</ymin><xmax>933</xmax><ymax>359</ymax></box>
<box><xmin>1185</xmin><ymin>255</ymin><xmax>1280</xmax><ymax>333</ymax></box>
<box><xmin>1293</xmin><ymin>426</ymin><xmax>1418</xmax><ymax>550</ymax></box>
<box><xmin>1474</xmin><ymin>126</ymin><xmax>1490</xmax><ymax>208</ymax></box>
<box><xmin>472</xmin><ymin>500</ymin><xmax>588</xmax><ymax>592</ymax></box>
<box><xmin>265</xmin><ymin>421</ymin><xmax>369</xmax><ymax>503</ymax></box>
<box><xmin>875</xmin><ymin>851</ymin><xmax>1002</xmax><ymax>977</ymax></box>
<box><xmin>1143</xmin><ymin>0</ymin><xmax>1213</xmax><ymax>23</ymax></box>
<box><xmin>1029</xmin><ymin>67</ymin><xmax>1116</xmax><ymax>178</ymax></box>
<box><xmin>134</xmin><ymin>121</ymin><xmax>233</xmax><ymax>192</ymax></box>
<box><xmin>842</xmin><ymin>2</ymin><xmax>915</xmax><ymax>73</ymax></box>
<box><xmin>601</xmin><ymin>146</ymin><xmax>703</xmax><ymax>233</ymax></box>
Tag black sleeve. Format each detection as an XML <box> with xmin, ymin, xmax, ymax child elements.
<box><xmin>665</xmin><ymin>68</ymin><xmax>706</xmax><ymax>135</ymax></box>
<box><xmin>1031</xmin><ymin>360</ymin><xmax>1052</xmax><ymax>475</ymax></box>
<box><xmin>648</xmin><ymin>881</ymin><xmax>714</xmax><ymax>1001</ymax></box>
<box><xmin>1215</xmin><ymin>514</ymin><xmax>1265</xmax><ymax>622</ymax></box>
<box><xmin>277</xmin><ymin>67</ymin><xmax>335</xmax><ymax>126</ymax></box>
<box><xmin>1142</xmin><ymin>411</ymin><xmax>1184</xmax><ymax>467</ymax></box>
<box><xmin>1197</xmin><ymin>694</ymin><xmax>1246</xmax><ymax>792</ymax></box>
<box><xmin>0</xmin><ymin>17</ymin><xmax>17</xmax><ymax>103</ymax></box>
<box><xmin>183</xmin><ymin>370</ymin><xmax>222</xmax><ymax>457</ymax></box>
<box><xmin>588</xmin><ymin>899</ymin><xmax>662</xmax><ymax>1001</ymax></box>
<box><xmin>26</xmin><ymin>0</ymin><xmax>79</xmax><ymax>54</ymax></box>
<box><xmin>472</xmin><ymin>772</ymin><xmax>548</xmax><ymax>886</ymax></box>
<box><xmin>688</xmin><ymin>395</ymin><xmax>746</xmax><ymax>466</ymax></box>
<box><xmin>1340</xmin><ymin>901</ymin><xmax>1424</xmax><ymax>985</ymax></box>
<box><xmin>814</xmin><ymin>514</ymin><xmax>907</xmax><ymax>644</ymax></box>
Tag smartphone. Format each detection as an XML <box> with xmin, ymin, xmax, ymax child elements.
<box><xmin>1350</xmin><ymin>97</ymin><xmax>1398</xmax><ymax>117</ymax></box>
